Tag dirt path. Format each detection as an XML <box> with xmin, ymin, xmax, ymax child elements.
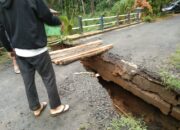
<box><xmin>0</xmin><ymin>61</ymin><xmax>117</xmax><ymax>130</ymax></box>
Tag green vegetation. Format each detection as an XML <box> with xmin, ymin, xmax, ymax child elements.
<box><xmin>148</xmin><ymin>0</ymin><xmax>172</xmax><ymax>15</ymax></box>
<box><xmin>0</xmin><ymin>49</ymin><xmax>10</xmax><ymax>65</ymax></box>
<box><xmin>107</xmin><ymin>115</ymin><xmax>147</xmax><ymax>130</ymax></box>
<box><xmin>160</xmin><ymin>70</ymin><xmax>180</xmax><ymax>90</ymax></box>
<box><xmin>78</xmin><ymin>123</ymin><xmax>90</xmax><ymax>130</ymax></box>
<box><xmin>170</xmin><ymin>48</ymin><xmax>180</xmax><ymax>69</ymax></box>
<box><xmin>160</xmin><ymin>47</ymin><xmax>180</xmax><ymax>90</ymax></box>
<box><xmin>143</xmin><ymin>15</ymin><xmax>154</xmax><ymax>22</ymax></box>
<box><xmin>111</xmin><ymin>0</ymin><xmax>135</xmax><ymax>15</ymax></box>
<box><xmin>45</xmin><ymin>0</ymin><xmax>174</xmax><ymax>34</ymax></box>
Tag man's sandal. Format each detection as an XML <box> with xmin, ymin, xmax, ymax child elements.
<box><xmin>33</xmin><ymin>102</ymin><xmax>47</xmax><ymax>117</ymax></box>
<box><xmin>14</xmin><ymin>65</ymin><xmax>20</xmax><ymax>74</ymax></box>
<box><xmin>50</xmin><ymin>104</ymin><xmax>69</xmax><ymax>117</ymax></box>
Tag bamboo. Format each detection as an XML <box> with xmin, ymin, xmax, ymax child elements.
<box><xmin>53</xmin><ymin>44</ymin><xmax>113</xmax><ymax>65</ymax></box>
<box><xmin>50</xmin><ymin>40</ymin><xmax>102</xmax><ymax>55</ymax></box>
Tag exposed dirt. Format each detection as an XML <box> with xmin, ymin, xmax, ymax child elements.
<box><xmin>99</xmin><ymin>77</ymin><xmax>180</xmax><ymax>130</ymax></box>
<box><xmin>82</xmin><ymin>53</ymin><xmax>180</xmax><ymax>120</ymax></box>
<box><xmin>0</xmin><ymin>61</ymin><xmax>117</xmax><ymax>130</ymax></box>
<box><xmin>50</xmin><ymin>43</ymin><xmax>73</xmax><ymax>51</ymax></box>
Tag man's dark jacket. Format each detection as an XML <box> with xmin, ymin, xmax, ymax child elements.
<box><xmin>0</xmin><ymin>0</ymin><xmax>61</xmax><ymax>52</ymax></box>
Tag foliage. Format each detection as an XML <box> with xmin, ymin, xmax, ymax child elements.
<box><xmin>59</xmin><ymin>16</ymin><xmax>73</xmax><ymax>35</ymax></box>
<box><xmin>170</xmin><ymin>48</ymin><xmax>180</xmax><ymax>69</ymax></box>
<box><xmin>148</xmin><ymin>0</ymin><xmax>172</xmax><ymax>15</ymax></box>
<box><xmin>45</xmin><ymin>0</ymin><xmax>174</xmax><ymax>35</ymax></box>
<box><xmin>111</xmin><ymin>0</ymin><xmax>135</xmax><ymax>15</ymax></box>
<box><xmin>134</xmin><ymin>0</ymin><xmax>152</xmax><ymax>12</ymax></box>
<box><xmin>107</xmin><ymin>115</ymin><xmax>147</xmax><ymax>130</ymax></box>
<box><xmin>46</xmin><ymin>0</ymin><xmax>173</xmax><ymax>17</ymax></box>
<box><xmin>0</xmin><ymin>49</ymin><xmax>10</xmax><ymax>65</ymax></box>
<box><xmin>143</xmin><ymin>15</ymin><xmax>154</xmax><ymax>22</ymax></box>
<box><xmin>160</xmin><ymin>47</ymin><xmax>180</xmax><ymax>90</ymax></box>
<box><xmin>78</xmin><ymin>123</ymin><xmax>90</xmax><ymax>130</ymax></box>
<box><xmin>160</xmin><ymin>70</ymin><xmax>180</xmax><ymax>90</ymax></box>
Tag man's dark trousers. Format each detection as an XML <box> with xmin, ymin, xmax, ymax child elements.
<box><xmin>16</xmin><ymin>51</ymin><xmax>61</xmax><ymax>111</ymax></box>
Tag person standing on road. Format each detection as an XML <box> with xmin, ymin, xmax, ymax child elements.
<box><xmin>0</xmin><ymin>0</ymin><xmax>69</xmax><ymax>117</ymax></box>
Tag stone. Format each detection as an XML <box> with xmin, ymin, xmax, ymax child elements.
<box><xmin>171</xmin><ymin>106</ymin><xmax>180</xmax><ymax>120</ymax></box>
<box><xmin>132</xmin><ymin>75</ymin><xmax>178</xmax><ymax>105</ymax></box>
<box><xmin>82</xmin><ymin>57</ymin><xmax>171</xmax><ymax>115</ymax></box>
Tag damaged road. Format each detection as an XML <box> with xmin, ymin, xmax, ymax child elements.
<box><xmin>79</xmin><ymin>15</ymin><xmax>180</xmax><ymax>121</ymax></box>
<box><xmin>0</xmin><ymin>62</ymin><xmax>117</xmax><ymax>130</ymax></box>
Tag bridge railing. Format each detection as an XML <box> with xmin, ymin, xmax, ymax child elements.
<box><xmin>72</xmin><ymin>12</ymin><xmax>140</xmax><ymax>34</ymax></box>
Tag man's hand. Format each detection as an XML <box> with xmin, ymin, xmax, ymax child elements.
<box><xmin>60</xmin><ymin>22</ymin><xmax>65</xmax><ymax>33</ymax></box>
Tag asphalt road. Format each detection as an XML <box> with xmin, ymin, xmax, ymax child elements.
<box><xmin>0</xmin><ymin>14</ymin><xmax>180</xmax><ymax>130</ymax></box>
<box><xmin>0</xmin><ymin>62</ymin><xmax>116</xmax><ymax>130</ymax></box>
<box><xmin>76</xmin><ymin>14</ymin><xmax>180</xmax><ymax>76</ymax></box>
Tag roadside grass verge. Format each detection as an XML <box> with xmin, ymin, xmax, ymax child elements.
<box><xmin>170</xmin><ymin>48</ymin><xmax>180</xmax><ymax>69</ymax></box>
<box><xmin>107</xmin><ymin>115</ymin><xmax>147</xmax><ymax>130</ymax></box>
<box><xmin>160</xmin><ymin>70</ymin><xmax>180</xmax><ymax>90</ymax></box>
<box><xmin>0</xmin><ymin>50</ymin><xmax>10</xmax><ymax>65</ymax></box>
<box><xmin>160</xmin><ymin>47</ymin><xmax>180</xmax><ymax>91</ymax></box>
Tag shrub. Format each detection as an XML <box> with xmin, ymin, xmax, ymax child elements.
<box><xmin>107</xmin><ymin>115</ymin><xmax>147</xmax><ymax>130</ymax></box>
<box><xmin>143</xmin><ymin>15</ymin><xmax>154</xmax><ymax>22</ymax></box>
<box><xmin>59</xmin><ymin>16</ymin><xmax>73</xmax><ymax>35</ymax></box>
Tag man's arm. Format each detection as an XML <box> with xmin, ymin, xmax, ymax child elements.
<box><xmin>32</xmin><ymin>0</ymin><xmax>61</xmax><ymax>26</ymax></box>
<box><xmin>0</xmin><ymin>24</ymin><xmax>13</xmax><ymax>52</ymax></box>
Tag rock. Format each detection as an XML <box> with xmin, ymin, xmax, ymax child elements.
<box><xmin>82</xmin><ymin>57</ymin><xmax>171</xmax><ymax>115</ymax></box>
<box><xmin>171</xmin><ymin>106</ymin><xmax>180</xmax><ymax>120</ymax></box>
<box><xmin>132</xmin><ymin>75</ymin><xmax>178</xmax><ymax>105</ymax></box>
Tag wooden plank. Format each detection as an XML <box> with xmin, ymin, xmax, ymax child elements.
<box><xmin>53</xmin><ymin>44</ymin><xmax>113</xmax><ymax>65</ymax></box>
<box><xmin>50</xmin><ymin>40</ymin><xmax>102</xmax><ymax>55</ymax></box>
<box><xmin>51</xmin><ymin>42</ymin><xmax>102</xmax><ymax>60</ymax></box>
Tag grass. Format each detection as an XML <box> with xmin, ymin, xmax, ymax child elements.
<box><xmin>160</xmin><ymin>47</ymin><xmax>180</xmax><ymax>90</ymax></box>
<box><xmin>107</xmin><ymin>115</ymin><xmax>147</xmax><ymax>130</ymax></box>
<box><xmin>78</xmin><ymin>123</ymin><xmax>90</xmax><ymax>130</ymax></box>
<box><xmin>0</xmin><ymin>50</ymin><xmax>10</xmax><ymax>65</ymax></box>
<box><xmin>170</xmin><ymin>48</ymin><xmax>180</xmax><ymax>69</ymax></box>
<box><xmin>160</xmin><ymin>70</ymin><xmax>180</xmax><ymax>90</ymax></box>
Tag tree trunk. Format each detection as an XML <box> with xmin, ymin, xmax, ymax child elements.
<box><xmin>91</xmin><ymin>0</ymin><xmax>95</xmax><ymax>15</ymax></box>
<box><xmin>81</xmin><ymin>0</ymin><xmax>86</xmax><ymax>15</ymax></box>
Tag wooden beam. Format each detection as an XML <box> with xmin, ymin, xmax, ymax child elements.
<box><xmin>53</xmin><ymin>44</ymin><xmax>113</xmax><ymax>65</ymax></box>
<box><xmin>50</xmin><ymin>40</ymin><xmax>102</xmax><ymax>55</ymax></box>
<box><xmin>51</xmin><ymin>41</ymin><xmax>102</xmax><ymax>60</ymax></box>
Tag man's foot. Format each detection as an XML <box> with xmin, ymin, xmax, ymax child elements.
<box><xmin>50</xmin><ymin>104</ymin><xmax>69</xmax><ymax>117</ymax></box>
<box><xmin>14</xmin><ymin>65</ymin><xmax>20</xmax><ymax>74</ymax></box>
<box><xmin>33</xmin><ymin>102</ymin><xmax>47</xmax><ymax>117</ymax></box>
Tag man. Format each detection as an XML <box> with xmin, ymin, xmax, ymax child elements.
<box><xmin>0</xmin><ymin>0</ymin><xmax>69</xmax><ymax>117</ymax></box>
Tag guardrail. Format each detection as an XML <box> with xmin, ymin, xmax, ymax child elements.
<box><xmin>72</xmin><ymin>12</ymin><xmax>140</xmax><ymax>34</ymax></box>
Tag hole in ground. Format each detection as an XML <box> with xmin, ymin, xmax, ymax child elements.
<box><xmin>50</xmin><ymin>43</ymin><xmax>73</xmax><ymax>51</ymax></box>
<box><xmin>98</xmin><ymin>77</ymin><xmax>180</xmax><ymax>130</ymax></box>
